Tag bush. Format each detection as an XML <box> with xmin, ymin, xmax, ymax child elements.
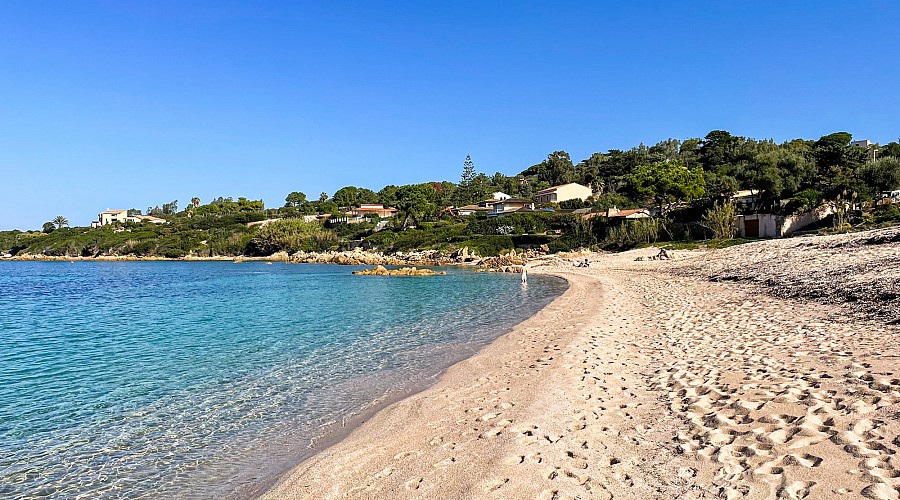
<box><xmin>466</xmin><ymin>213</ymin><xmax>551</xmax><ymax>235</ymax></box>
<box><xmin>603</xmin><ymin>218</ymin><xmax>663</xmax><ymax>249</ymax></box>
<box><xmin>458</xmin><ymin>235</ymin><xmax>514</xmax><ymax>256</ymax></box>
<box><xmin>246</xmin><ymin>219</ymin><xmax>337</xmax><ymax>255</ymax></box>
<box><xmin>785</xmin><ymin>189</ymin><xmax>822</xmax><ymax>214</ymax></box>
<box><xmin>702</xmin><ymin>201</ymin><xmax>737</xmax><ymax>239</ymax></box>
<box><xmin>872</xmin><ymin>204</ymin><xmax>900</xmax><ymax>224</ymax></box>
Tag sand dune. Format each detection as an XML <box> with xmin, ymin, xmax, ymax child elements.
<box><xmin>263</xmin><ymin>229</ymin><xmax>900</xmax><ymax>500</ymax></box>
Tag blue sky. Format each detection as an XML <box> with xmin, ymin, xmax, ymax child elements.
<box><xmin>1</xmin><ymin>1</ymin><xmax>898</xmax><ymax>229</ymax></box>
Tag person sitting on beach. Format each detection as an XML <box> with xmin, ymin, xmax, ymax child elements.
<box><xmin>583</xmin><ymin>258</ymin><xmax>590</xmax><ymax>268</ymax></box>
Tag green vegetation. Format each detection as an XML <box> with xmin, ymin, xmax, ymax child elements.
<box><xmin>246</xmin><ymin>219</ymin><xmax>337</xmax><ymax>255</ymax></box>
<box><xmin>4</xmin><ymin>129</ymin><xmax>899</xmax><ymax>259</ymax></box>
<box><xmin>703</xmin><ymin>201</ymin><xmax>737</xmax><ymax>240</ymax></box>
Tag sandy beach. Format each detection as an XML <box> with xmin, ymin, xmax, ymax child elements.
<box><xmin>263</xmin><ymin>228</ymin><xmax>900</xmax><ymax>500</ymax></box>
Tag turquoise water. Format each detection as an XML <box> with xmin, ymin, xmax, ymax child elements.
<box><xmin>0</xmin><ymin>261</ymin><xmax>566</xmax><ymax>498</ymax></box>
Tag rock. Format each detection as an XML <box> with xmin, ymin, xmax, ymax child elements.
<box><xmin>352</xmin><ymin>266</ymin><xmax>446</xmax><ymax>276</ymax></box>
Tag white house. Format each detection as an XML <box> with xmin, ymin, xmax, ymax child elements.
<box><xmin>535</xmin><ymin>183</ymin><xmax>593</xmax><ymax>204</ymax></box>
<box><xmin>488</xmin><ymin>198</ymin><xmax>535</xmax><ymax>217</ymax></box>
<box><xmin>91</xmin><ymin>210</ymin><xmax>167</xmax><ymax>227</ymax></box>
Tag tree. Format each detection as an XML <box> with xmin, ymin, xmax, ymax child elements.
<box><xmin>699</xmin><ymin>130</ymin><xmax>741</xmax><ymax>170</ymax></box>
<box><xmin>396</xmin><ymin>184</ymin><xmax>435</xmax><ymax>229</ymax></box>
<box><xmin>357</xmin><ymin>188</ymin><xmax>379</xmax><ymax>204</ymax></box>
<box><xmin>319</xmin><ymin>192</ymin><xmax>328</xmax><ymax>203</ymax></box>
<box><xmin>457</xmin><ymin>155</ymin><xmax>477</xmax><ymax>205</ymax></box>
<box><xmin>879</xmin><ymin>141</ymin><xmax>900</xmax><ymax>159</ymax></box>
<box><xmin>332</xmin><ymin>186</ymin><xmax>360</xmax><ymax>208</ymax></box>
<box><xmin>648</xmin><ymin>138</ymin><xmax>681</xmax><ymax>163</ymax></box>
<box><xmin>626</xmin><ymin>160</ymin><xmax>706</xmax><ymax>215</ymax></box>
<box><xmin>318</xmin><ymin>200</ymin><xmax>340</xmax><ymax>215</ymax></box>
<box><xmin>162</xmin><ymin>200</ymin><xmax>178</xmax><ymax>215</ymax></box>
<box><xmin>813</xmin><ymin>132</ymin><xmax>867</xmax><ymax>196</ymax></box>
<box><xmin>544</xmin><ymin>151</ymin><xmax>575</xmax><ymax>186</ymax></box>
<box><xmin>52</xmin><ymin>216</ymin><xmax>69</xmax><ymax>229</ymax></box>
<box><xmin>284</xmin><ymin>191</ymin><xmax>307</xmax><ymax>207</ymax></box>
<box><xmin>42</xmin><ymin>222</ymin><xmax>56</xmax><ymax>233</ymax></box>
<box><xmin>191</xmin><ymin>197</ymin><xmax>201</xmax><ymax>208</ymax></box>
<box><xmin>377</xmin><ymin>185</ymin><xmax>400</xmax><ymax>206</ymax></box>
<box><xmin>860</xmin><ymin>157</ymin><xmax>900</xmax><ymax>193</ymax></box>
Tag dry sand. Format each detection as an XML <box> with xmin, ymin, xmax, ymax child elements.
<box><xmin>263</xmin><ymin>228</ymin><xmax>900</xmax><ymax>500</ymax></box>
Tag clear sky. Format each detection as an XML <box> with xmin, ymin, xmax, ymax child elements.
<box><xmin>1</xmin><ymin>1</ymin><xmax>898</xmax><ymax>230</ymax></box>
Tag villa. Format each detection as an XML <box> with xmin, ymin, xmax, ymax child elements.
<box><xmin>488</xmin><ymin>198</ymin><xmax>536</xmax><ymax>217</ymax></box>
<box><xmin>535</xmin><ymin>183</ymin><xmax>593</xmax><ymax>204</ymax></box>
<box><xmin>349</xmin><ymin>204</ymin><xmax>398</xmax><ymax>218</ymax></box>
<box><xmin>91</xmin><ymin>210</ymin><xmax>167</xmax><ymax>227</ymax></box>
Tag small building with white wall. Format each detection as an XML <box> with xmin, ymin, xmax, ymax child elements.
<box><xmin>736</xmin><ymin>204</ymin><xmax>834</xmax><ymax>238</ymax></box>
<box><xmin>535</xmin><ymin>183</ymin><xmax>593</xmax><ymax>204</ymax></box>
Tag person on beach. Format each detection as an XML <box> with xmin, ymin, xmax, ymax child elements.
<box><xmin>521</xmin><ymin>266</ymin><xmax>527</xmax><ymax>283</ymax></box>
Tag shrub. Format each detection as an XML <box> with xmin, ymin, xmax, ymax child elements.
<box><xmin>603</xmin><ymin>218</ymin><xmax>663</xmax><ymax>249</ymax></box>
<box><xmin>458</xmin><ymin>235</ymin><xmax>514</xmax><ymax>256</ymax></box>
<box><xmin>702</xmin><ymin>201</ymin><xmax>737</xmax><ymax>239</ymax></box>
<box><xmin>785</xmin><ymin>189</ymin><xmax>821</xmax><ymax>214</ymax></box>
<box><xmin>246</xmin><ymin>219</ymin><xmax>337</xmax><ymax>255</ymax></box>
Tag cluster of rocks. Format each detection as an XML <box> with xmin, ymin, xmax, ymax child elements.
<box><xmin>672</xmin><ymin>226</ymin><xmax>900</xmax><ymax>324</ymax></box>
<box><xmin>352</xmin><ymin>265</ymin><xmax>446</xmax><ymax>276</ymax></box>
<box><xmin>287</xmin><ymin>249</ymin><xmax>453</xmax><ymax>266</ymax></box>
<box><xmin>475</xmin><ymin>248</ymin><xmax>544</xmax><ymax>273</ymax></box>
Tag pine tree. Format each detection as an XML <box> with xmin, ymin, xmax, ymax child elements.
<box><xmin>458</xmin><ymin>155</ymin><xmax>477</xmax><ymax>204</ymax></box>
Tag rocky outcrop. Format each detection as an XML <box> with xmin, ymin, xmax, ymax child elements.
<box><xmin>290</xmin><ymin>249</ymin><xmax>453</xmax><ymax>266</ymax></box>
<box><xmin>352</xmin><ymin>265</ymin><xmax>447</xmax><ymax>276</ymax></box>
<box><xmin>475</xmin><ymin>248</ymin><xmax>544</xmax><ymax>273</ymax></box>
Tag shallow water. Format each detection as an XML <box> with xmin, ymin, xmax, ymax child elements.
<box><xmin>0</xmin><ymin>261</ymin><xmax>566</xmax><ymax>498</ymax></box>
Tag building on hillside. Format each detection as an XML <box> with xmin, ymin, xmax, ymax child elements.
<box><xmin>328</xmin><ymin>204</ymin><xmax>399</xmax><ymax>225</ymax></box>
<box><xmin>736</xmin><ymin>204</ymin><xmax>835</xmax><ymax>238</ymax></box>
<box><xmin>131</xmin><ymin>215</ymin><xmax>167</xmax><ymax>224</ymax></box>
<box><xmin>535</xmin><ymin>183</ymin><xmax>593</xmax><ymax>204</ymax></box>
<box><xmin>488</xmin><ymin>198</ymin><xmax>535</xmax><ymax>217</ymax></box>
<box><xmin>91</xmin><ymin>209</ymin><xmax>168</xmax><ymax>228</ymax></box>
<box><xmin>93</xmin><ymin>209</ymin><xmax>129</xmax><ymax>227</ymax></box>
<box><xmin>349</xmin><ymin>204</ymin><xmax>398</xmax><ymax>218</ymax></box>
<box><xmin>491</xmin><ymin>191</ymin><xmax>510</xmax><ymax>201</ymax></box>
<box><xmin>456</xmin><ymin>204</ymin><xmax>492</xmax><ymax>216</ymax></box>
<box><xmin>606</xmin><ymin>207</ymin><xmax>652</xmax><ymax>221</ymax></box>
<box><xmin>731</xmin><ymin>190</ymin><xmax>763</xmax><ymax>212</ymax></box>
<box><xmin>851</xmin><ymin>140</ymin><xmax>877</xmax><ymax>162</ymax></box>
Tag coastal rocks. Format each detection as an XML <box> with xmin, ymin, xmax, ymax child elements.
<box><xmin>290</xmin><ymin>249</ymin><xmax>453</xmax><ymax>266</ymax></box>
<box><xmin>450</xmin><ymin>246</ymin><xmax>479</xmax><ymax>263</ymax></box>
<box><xmin>352</xmin><ymin>265</ymin><xmax>446</xmax><ymax>276</ymax></box>
<box><xmin>476</xmin><ymin>249</ymin><xmax>541</xmax><ymax>273</ymax></box>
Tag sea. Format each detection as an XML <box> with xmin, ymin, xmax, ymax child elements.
<box><xmin>0</xmin><ymin>261</ymin><xmax>566</xmax><ymax>498</ymax></box>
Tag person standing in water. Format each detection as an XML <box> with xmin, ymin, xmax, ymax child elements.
<box><xmin>521</xmin><ymin>266</ymin><xmax>527</xmax><ymax>283</ymax></box>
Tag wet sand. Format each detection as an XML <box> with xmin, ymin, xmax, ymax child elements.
<box><xmin>263</xmin><ymin>228</ymin><xmax>900</xmax><ymax>500</ymax></box>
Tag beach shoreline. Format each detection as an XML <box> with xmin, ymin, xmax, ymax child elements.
<box><xmin>260</xmin><ymin>228</ymin><xmax>900</xmax><ymax>500</ymax></box>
